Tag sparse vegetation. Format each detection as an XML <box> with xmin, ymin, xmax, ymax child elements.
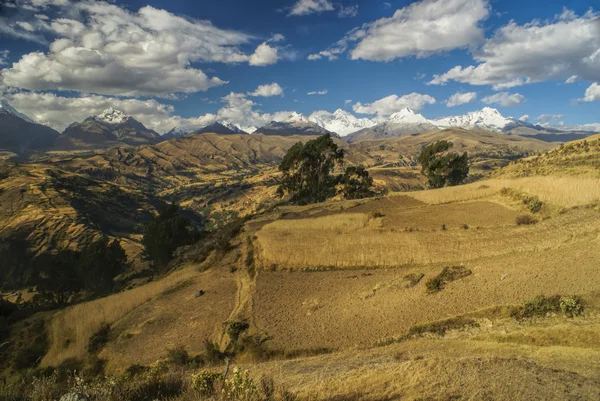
<box><xmin>524</xmin><ymin>196</ymin><xmax>543</xmax><ymax>213</ymax></box>
<box><xmin>87</xmin><ymin>324</ymin><xmax>111</xmax><ymax>354</ymax></box>
<box><xmin>516</xmin><ymin>214</ymin><xmax>537</xmax><ymax>225</ymax></box>
<box><xmin>511</xmin><ymin>295</ymin><xmax>584</xmax><ymax>319</ymax></box>
<box><xmin>426</xmin><ymin>266</ymin><xmax>472</xmax><ymax>294</ymax></box>
<box><xmin>403</xmin><ymin>273</ymin><xmax>425</xmax><ymax>288</ymax></box>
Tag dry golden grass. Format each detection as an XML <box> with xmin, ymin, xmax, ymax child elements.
<box><xmin>42</xmin><ymin>266</ymin><xmax>200</xmax><ymax>366</ymax></box>
<box><xmin>255</xmin><ymin>205</ymin><xmax>600</xmax><ymax>270</ymax></box>
<box><xmin>404</xmin><ymin>175</ymin><xmax>600</xmax><ymax>208</ymax></box>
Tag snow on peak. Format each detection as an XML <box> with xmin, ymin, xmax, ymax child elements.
<box><xmin>387</xmin><ymin>108</ymin><xmax>429</xmax><ymax>124</ymax></box>
<box><xmin>309</xmin><ymin>109</ymin><xmax>375</xmax><ymax>136</ymax></box>
<box><xmin>96</xmin><ymin>108</ymin><xmax>130</xmax><ymax>124</ymax></box>
<box><xmin>434</xmin><ymin>107</ymin><xmax>512</xmax><ymax>131</ymax></box>
<box><xmin>0</xmin><ymin>98</ymin><xmax>35</xmax><ymax>123</ymax></box>
<box><xmin>285</xmin><ymin>112</ymin><xmax>310</xmax><ymax>123</ymax></box>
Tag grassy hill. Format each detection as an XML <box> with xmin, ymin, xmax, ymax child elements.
<box><xmin>5</xmin><ymin>130</ymin><xmax>599</xmax><ymax>400</ymax></box>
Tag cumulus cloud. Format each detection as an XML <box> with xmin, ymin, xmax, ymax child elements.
<box><xmin>430</xmin><ymin>9</ymin><xmax>600</xmax><ymax>89</ymax></box>
<box><xmin>446</xmin><ymin>92</ymin><xmax>477</xmax><ymax>107</ymax></box>
<box><xmin>579</xmin><ymin>82</ymin><xmax>600</xmax><ymax>102</ymax></box>
<box><xmin>248</xmin><ymin>42</ymin><xmax>279</xmax><ymax>66</ymax></box>
<box><xmin>289</xmin><ymin>0</ymin><xmax>334</xmax><ymax>16</ymax></box>
<box><xmin>519</xmin><ymin>115</ymin><xmax>530</xmax><ymax>122</ymax></box>
<box><xmin>5</xmin><ymin>91</ymin><xmax>183</xmax><ymax>133</ymax></box>
<box><xmin>5</xmin><ymin>90</ymin><xmax>296</xmax><ymax>133</ymax></box>
<box><xmin>353</xmin><ymin>93</ymin><xmax>436</xmax><ymax>117</ymax></box>
<box><xmin>248</xmin><ymin>82</ymin><xmax>284</xmax><ymax>97</ymax></box>
<box><xmin>536</xmin><ymin>114</ymin><xmax>565</xmax><ymax>123</ymax></box>
<box><xmin>0</xmin><ymin>1</ymin><xmax>286</xmax><ymax>97</ymax></box>
<box><xmin>307</xmin><ymin>89</ymin><xmax>327</xmax><ymax>95</ymax></box>
<box><xmin>311</xmin><ymin>0</ymin><xmax>489</xmax><ymax>62</ymax></box>
<box><xmin>481</xmin><ymin>92</ymin><xmax>526</xmax><ymax>107</ymax></box>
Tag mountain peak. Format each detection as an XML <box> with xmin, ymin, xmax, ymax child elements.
<box><xmin>388</xmin><ymin>108</ymin><xmax>428</xmax><ymax>124</ymax></box>
<box><xmin>0</xmin><ymin>98</ymin><xmax>35</xmax><ymax>123</ymax></box>
<box><xmin>285</xmin><ymin>112</ymin><xmax>310</xmax><ymax>123</ymax></box>
<box><xmin>434</xmin><ymin>107</ymin><xmax>511</xmax><ymax>131</ymax></box>
<box><xmin>95</xmin><ymin>108</ymin><xmax>130</xmax><ymax>125</ymax></box>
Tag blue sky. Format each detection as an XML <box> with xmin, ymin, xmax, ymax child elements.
<box><xmin>0</xmin><ymin>0</ymin><xmax>598</xmax><ymax>133</ymax></box>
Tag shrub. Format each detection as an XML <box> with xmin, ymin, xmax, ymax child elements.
<box><xmin>512</xmin><ymin>295</ymin><xmax>562</xmax><ymax>319</ymax></box>
<box><xmin>191</xmin><ymin>369</ymin><xmax>222</xmax><ymax>396</ymax></box>
<box><xmin>408</xmin><ymin>317</ymin><xmax>479</xmax><ymax>337</ymax></box>
<box><xmin>426</xmin><ymin>266</ymin><xmax>472</xmax><ymax>294</ymax></box>
<box><xmin>88</xmin><ymin>323</ymin><xmax>110</xmax><ymax>354</ymax></box>
<box><xmin>227</xmin><ymin>321</ymin><xmax>250</xmax><ymax>343</ymax></box>
<box><xmin>559</xmin><ymin>295</ymin><xmax>584</xmax><ymax>317</ymax></box>
<box><xmin>524</xmin><ymin>196</ymin><xmax>543</xmax><ymax>213</ymax></box>
<box><xmin>425</xmin><ymin>277</ymin><xmax>443</xmax><ymax>294</ymax></box>
<box><xmin>516</xmin><ymin>214</ymin><xmax>538</xmax><ymax>225</ymax></box>
<box><xmin>403</xmin><ymin>273</ymin><xmax>425</xmax><ymax>288</ymax></box>
<box><xmin>167</xmin><ymin>345</ymin><xmax>191</xmax><ymax>366</ymax></box>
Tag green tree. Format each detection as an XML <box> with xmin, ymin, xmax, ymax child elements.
<box><xmin>417</xmin><ymin>141</ymin><xmax>469</xmax><ymax>189</ymax></box>
<box><xmin>277</xmin><ymin>134</ymin><xmax>344</xmax><ymax>204</ymax></box>
<box><xmin>142</xmin><ymin>204</ymin><xmax>195</xmax><ymax>269</ymax></box>
<box><xmin>78</xmin><ymin>236</ymin><xmax>128</xmax><ymax>295</ymax></box>
<box><xmin>35</xmin><ymin>249</ymin><xmax>83</xmax><ymax>306</ymax></box>
<box><xmin>340</xmin><ymin>165</ymin><xmax>374</xmax><ymax>200</ymax></box>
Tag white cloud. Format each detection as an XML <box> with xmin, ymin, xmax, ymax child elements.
<box><xmin>289</xmin><ymin>0</ymin><xmax>334</xmax><ymax>16</ymax></box>
<box><xmin>344</xmin><ymin>99</ymin><xmax>352</xmax><ymax>105</ymax></box>
<box><xmin>0</xmin><ymin>2</ymin><xmax>285</xmax><ymax>97</ymax></box>
<box><xmin>248</xmin><ymin>82</ymin><xmax>284</xmax><ymax>97</ymax></box>
<box><xmin>338</xmin><ymin>5</ymin><xmax>358</xmax><ymax>18</ymax></box>
<box><xmin>430</xmin><ymin>9</ymin><xmax>600</xmax><ymax>89</ymax></box>
<box><xmin>268</xmin><ymin>33</ymin><xmax>286</xmax><ymax>43</ymax></box>
<box><xmin>341</xmin><ymin>0</ymin><xmax>489</xmax><ymax>62</ymax></box>
<box><xmin>248</xmin><ymin>42</ymin><xmax>279</xmax><ymax>66</ymax></box>
<box><xmin>6</xmin><ymin>91</ymin><xmax>181</xmax><ymax>133</ymax></box>
<box><xmin>579</xmin><ymin>82</ymin><xmax>600</xmax><ymax>102</ymax></box>
<box><xmin>5</xmin><ymin>90</ymin><xmax>296</xmax><ymax>133</ymax></box>
<box><xmin>519</xmin><ymin>115</ymin><xmax>529</xmax><ymax>122</ymax></box>
<box><xmin>353</xmin><ymin>93</ymin><xmax>436</xmax><ymax>117</ymax></box>
<box><xmin>307</xmin><ymin>89</ymin><xmax>328</xmax><ymax>95</ymax></box>
<box><xmin>536</xmin><ymin>114</ymin><xmax>564</xmax><ymax>123</ymax></box>
<box><xmin>565</xmin><ymin>75</ymin><xmax>578</xmax><ymax>84</ymax></box>
<box><xmin>446</xmin><ymin>92</ymin><xmax>477</xmax><ymax>107</ymax></box>
<box><xmin>481</xmin><ymin>92</ymin><xmax>526</xmax><ymax>107</ymax></box>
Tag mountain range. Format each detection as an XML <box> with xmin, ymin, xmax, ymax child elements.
<box><xmin>1</xmin><ymin>99</ymin><xmax>598</xmax><ymax>156</ymax></box>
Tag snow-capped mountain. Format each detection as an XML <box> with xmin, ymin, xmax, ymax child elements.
<box><xmin>94</xmin><ymin>107</ymin><xmax>130</xmax><ymax>125</ymax></box>
<box><xmin>254</xmin><ymin>112</ymin><xmax>335</xmax><ymax>137</ymax></box>
<box><xmin>434</xmin><ymin>107</ymin><xmax>513</xmax><ymax>132</ymax></box>
<box><xmin>162</xmin><ymin>120</ymin><xmax>250</xmax><ymax>140</ymax></box>
<box><xmin>309</xmin><ymin>109</ymin><xmax>376</xmax><ymax>137</ymax></box>
<box><xmin>0</xmin><ymin>98</ymin><xmax>59</xmax><ymax>154</ymax></box>
<box><xmin>0</xmin><ymin>98</ymin><xmax>36</xmax><ymax>123</ymax></box>
<box><xmin>346</xmin><ymin>108</ymin><xmax>439</xmax><ymax>143</ymax></box>
<box><xmin>56</xmin><ymin>108</ymin><xmax>159</xmax><ymax>149</ymax></box>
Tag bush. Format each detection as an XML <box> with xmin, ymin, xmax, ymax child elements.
<box><xmin>516</xmin><ymin>214</ymin><xmax>538</xmax><ymax>225</ymax></box>
<box><xmin>425</xmin><ymin>277</ymin><xmax>443</xmax><ymax>293</ymax></box>
<box><xmin>227</xmin><ymin>321</ymin><xmax>250</xmax><ymax>343</ymax></box>
<box><xmin>524</xmin><ymin>196</ymin><xmax>543</xmax><ymax>213</ymax></box>
<box><xmin>191</xmin><ymin>370</ymin><xmax>222</xmax><ymax>396</ymax></box>
<box><xmin>559</xmin><ymin>295</ymin><xmax>584</xmax><ymax>317</ymax></box>
<box><xmin>88</xmin><ymin>324</ymin><xmax>111</xmax><ymax>354</ymax></box>
<box><xmin>426</xmin><ymin>266</ymin><xmax>472</xmax><ymax>294</ymax></box>
<box><xmin>167</xmin><ymin>345</ymin><xmax>191</xmax><ymax>366</ymax></box>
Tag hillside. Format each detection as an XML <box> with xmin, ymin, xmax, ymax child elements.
<box><xmin>0</xmin><ymin>133</ymin><xmax>595</xmax><ymax>400</ymax></box>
